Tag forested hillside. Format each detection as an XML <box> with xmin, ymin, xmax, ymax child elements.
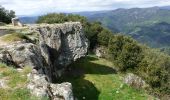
<box><xmin>85</xmin><ymin>7</ymin><xmax>170</xmax><ymax>48</ymax></box>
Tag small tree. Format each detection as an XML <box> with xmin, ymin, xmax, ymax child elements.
<box><xmin>0</xmin><ymin>5</ymin><xmax>15</xmax><ymax>24</ymax></box>
<box><xmin>97</xmin><ymin>29</ymin><xmax>112</xmax><ymax>46</ymax></box>
<box><xmin>108</xmin><ymin>35</ymin><xmax>143</xmax><ymax>71</ymax></box>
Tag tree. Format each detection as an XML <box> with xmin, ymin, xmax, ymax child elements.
<box><xmin>108</xmin><ymin>35</ymin><xmax>143</xmax><ymax>71</ymax></box>
<box><xmin>0</xmin><ymin>5</ymin><xmax>15</xmax><ymax>24</ymax></box>
<box><xmin>97</xmin><ymin>28</ymin><xmax>112</xmax><ymax>46</ymax></box>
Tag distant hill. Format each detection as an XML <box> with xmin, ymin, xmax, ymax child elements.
<box><xmin>19</xmin><ymin>16</ymin><xmax>38</xmax><ymax>24</ymax></box>
<box><xmin>131</xmin><ymin>22</ymin><xmax>170</xmax><ymax>48</ymax></box>
<box><xmin>160</xmin><ymin>6</ymin><xmax>170</xmax><ymax>10</ymax></box>
<box><xmin>82</xmin><ymin>7</ymin><xmax>170</xmax><ymax>48</ymax></box>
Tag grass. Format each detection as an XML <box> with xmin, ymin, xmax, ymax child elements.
<box><xmin>0</xmin><ymin>88</ymin><xmax>38</xmax><ymax>100</ymax></box>
<box><xmin>1</xmin><ymin>33</ymin><xmax>30</xmax><ymax>43</ymax></box>
<box><xmin>0</xmin><ymin>63</ymin><xmax>43</xmax><ymax>100</ymax></box>
<box><xmin>58</xmin><ymin>55</ymin><xmax>155</xmax><ymax>100</ymax></box>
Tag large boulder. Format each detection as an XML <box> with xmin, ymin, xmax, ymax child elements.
<box><xmin>31</xmin><ymin>22</ymin><xmax>88</xmax><ymax>81</ymax></box>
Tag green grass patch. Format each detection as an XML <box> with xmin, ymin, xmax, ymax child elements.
<box><xmin>0</xmin><ymin>63</ymin><xmax>8</xmax><ymax>68</ymax></box>
<box><xmin>58</xmin><ymin>55</ymin><xmax>154</xmax><ymax>100</ymax></box>
<box><xmin>1</xmin><ymin>33</ymin><xmax>30</xmax><ymax>42</ymax></box>
<box><xmin>0</xmin><ymin>88</ymin><xmax>40</xmax><ymax>100</ymax></box>
<box><xmin>0</xmin><ymin>63</ymin><xmax>32</xmax><ymax>88</ymax></box>
<box><xmin>0</xmin><ymin>63</ymin><xmax>43</xmax><ymax>100</ymax></box>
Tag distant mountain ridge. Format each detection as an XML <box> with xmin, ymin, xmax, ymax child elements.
<box><xmin>19</xmin><ymin>16</ymin><xmax>38</xmax><ymax>24</ymax></box>
<box><xmin>160</xmin><ymin>6</ymin><xmax>170</xmax><ymax>10</ymax></box>
<box><xmin>83</xmin><ymin>6</ymin><xmax>170</xmax><ymax>48</ymax></box>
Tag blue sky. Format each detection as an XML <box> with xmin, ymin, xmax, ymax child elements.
<box><xmin>1</xmin><ymin>0</ymin><xmax>170</xmax><ymax>16</ymax></box>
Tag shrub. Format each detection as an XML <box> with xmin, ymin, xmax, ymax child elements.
<box><xmin>108</xmin><ymin>35</ymin><xmax>143</xmax><ymax>71</ymax></box>
<box><xmin>137</xmin><ymin>48</ymin><xmax>170</xmax><ymax>95</ymax></box>
<box><xmin>97</xmin><ymin>29</ymin><xmax>113</xmax><ymax>46</ymax></box>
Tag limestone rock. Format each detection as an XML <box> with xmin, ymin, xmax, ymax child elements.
<box><xmin>27</xmin><ymin>69</ymin><xmax>49</xmax><ymax>97</ymax></box>
<box><xmin>124</xmin><ymin>73</ymin><xmax>148</xmax><ymax>89</ymax></box>
<box><xmin>31</xmin><ymin>22</ymin><xmax>88</xmax><ymax>81</ymax></box>
<box><xmin>27</xmin><ymin>69</ymin><xmax>74</xmax><ymax>100</ymax></box>
<box><xmin>0</xmin><ymin>42</ymin><xmax>44</xmax><ymax>69</ymax></box>
<box><xmin>49</xmin><ymin>83</ymin><xmax>74</xmax><ymax>100</ymax></box>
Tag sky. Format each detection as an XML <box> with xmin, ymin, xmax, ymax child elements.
<box><xmin>0</xmin><ymin>0</ymin><xmax>170</xmax><ymax>16</ymax></box>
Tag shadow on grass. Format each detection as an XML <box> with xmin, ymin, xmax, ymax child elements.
<box><xmin>57</xmin><ymin>55</ymin><xmax>116</xmax><ymax>100</ymax></box>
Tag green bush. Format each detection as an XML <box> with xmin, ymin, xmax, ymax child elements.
<box><xmin>108</xmin><ymin>35</ymin><xmax>143</xmax><ymax>71</ymax></box>
<box><xmin>108</xmin><ymin>35</ymin><xmax>170</xmax><ymax>95</ymax></box>
<box><xmin>97</xmin><ymin>29</ymin><xmax>112</xmax><ymax>46</ymax></box>
<box><xmin>137</xmin><ymin>48</ymin><xmax>170</xmax><ymax>95</ymax></box>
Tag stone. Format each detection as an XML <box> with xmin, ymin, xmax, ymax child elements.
<box><xmin>27</xmin><ymin>69</ymin><xmax>74</xmax><ymax>100</ymax></box>
<box><xmin>0</xmin><ymin>42</ymin><xmax>44</xmax><ymax>69</ymax></box>
<box><xmin>0</xmin><ymin>79</ymin><xmax>8</xmax><ymax>88</ymax></box>
<box><xmin>124</xmin><ymin>73</ymin><xmax>148</xmax><ymax>89</ymax></box>
<box><xmin>27</xmin><ymin>69</ymin><xmax>49</xmax><ymax>97</ymax></box>
<box><xmin>94</xmin><ymin>46</ymin><xmax>106</xmax><ymax>58</ymax></box>
<box><xmin>11</xmin><ymin>17</ymin><xmax>23</xmax><ymax>27</ymax></box>
<box><xmin>49</xmin><ymin>83</ymin><xmax>74</xmax><ymax>100</ymax></box>
<box><xmin>31</xmin><ymin>22</ymin><xmax>88</xmax><ymax>81</ymax></box>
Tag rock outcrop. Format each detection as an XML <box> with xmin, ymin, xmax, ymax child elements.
<box><xmin>0</xmin><ymin>22</ymin><xmax>88</xmax><ymax>100</ymax></box>
<box><xmin>124</xmin><ymin>73</ymin><xmax>148</xmax><ymax>89</ymax></box>
<box><xmin>0</xmin><ymin>22</ymin><xmax>88</xmax><ymax>80</ymax></box>
<box><xmin>31</xmin><ymin>22</ymin><xmax>88</xmax><ymax>81</ymax></box>
<box><xmin>27</xmin><ymin>69</ymin><xmax>74</xmax><ymax>100</ymax></box>
<box><xmin>0</xmin><ymin>42</ymin><xmax>44</xmax><ymax>69</ymax></box>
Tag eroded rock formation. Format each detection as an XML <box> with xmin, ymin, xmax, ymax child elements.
<box><xmin>0</xmin><ymin>22</ymin><xmax>88</xmax><ymax>100</ymax></box>
<box><xmin>0</xmin><ymin>42</ymin><xmax>44</xmax><ymax>68</ymax></box>
<box><xmin>27</xmin><ymin>69</ymin><xmax>74</xmax><ymax>100</ymax></box>
<box><xmin>32</xmin><ymin>22</ymin><xmax>88</xmax><ymax>81</ymax></box>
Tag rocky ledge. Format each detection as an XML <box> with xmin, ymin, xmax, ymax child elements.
<box><xmin>0</xmin><ymin>22</ymin><xmax>88</xmax><ymax>100</ymax></box>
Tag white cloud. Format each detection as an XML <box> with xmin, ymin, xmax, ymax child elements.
<box><xmin>0</xmin><ymin>0</ymin><xmax>170</xmax><ymax>16</ymax></box>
